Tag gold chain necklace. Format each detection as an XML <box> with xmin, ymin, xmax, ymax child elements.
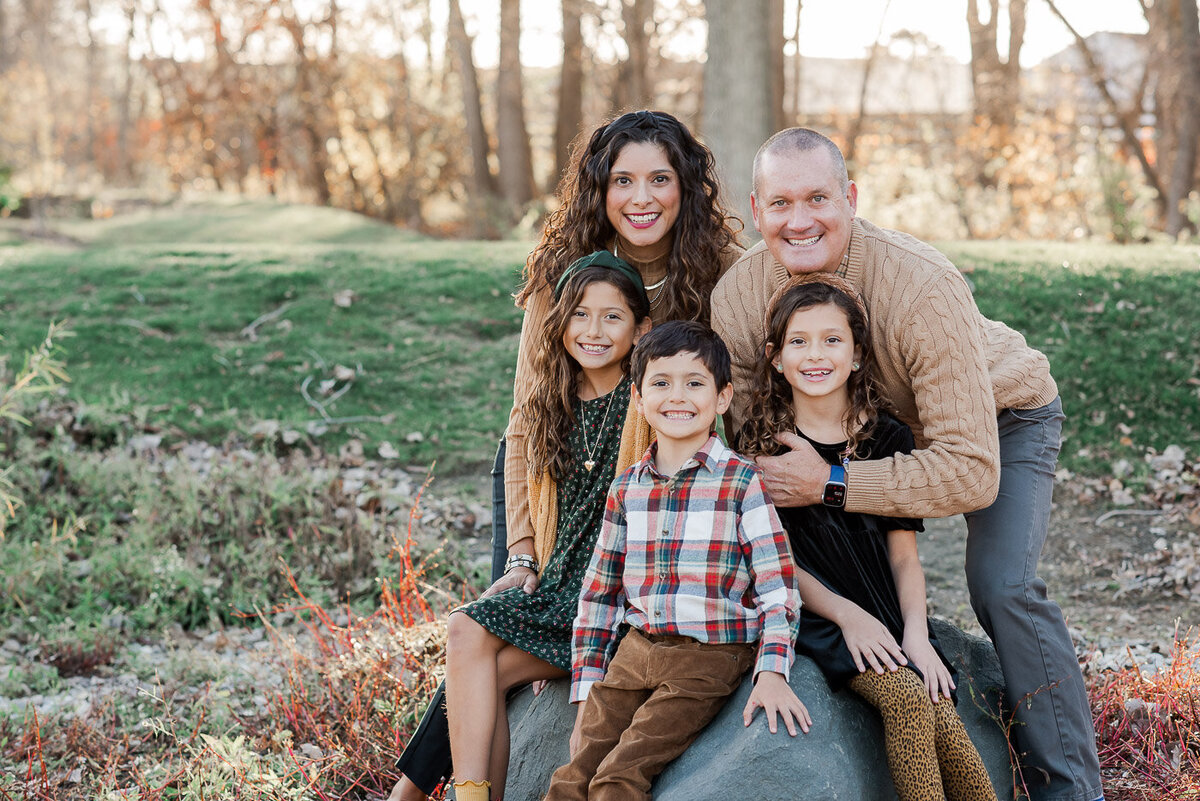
<box><xmin>581</xmin><ymin>386</ymin><xmax>619</xmax><ymax>472</ymax></box>
<box><xmin>614</xmin><ymin>242</ymin><xmax>668</xmax><ymax>309</ymax></box>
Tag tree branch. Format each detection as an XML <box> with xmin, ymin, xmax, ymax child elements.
<box><xmin>1042</xmin><ymin>0</ymin><xmax>1166</xmax><ymax>216</ymax></box>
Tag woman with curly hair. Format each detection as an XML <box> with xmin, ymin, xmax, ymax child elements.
<box><xmin>389</xmin><ymin>110</ymin><xmax>742</xmax><ymax>801</ymax></box>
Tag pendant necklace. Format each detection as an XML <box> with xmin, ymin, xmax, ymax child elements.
<box><xmin>614</xmin><ymin>242</ymin><xmax>668</xmax><ymax>311</ymax></box>
<box><xmin>581</xmin><ymin>385</ymin><xmax>619</xmax><ymax>472</ymax></box>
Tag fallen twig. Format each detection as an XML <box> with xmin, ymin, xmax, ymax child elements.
<box><xmin>241</xmin><ymin>301</ymin><xmax>293</xmax><ymax>341</ymax></box>
<box><xmin>1095</xmin><ymin>509</ymin><xmax>1165</xmax><ymax>526</ymax></box>
<box><xmin>118</xmin><ymin>318</ymin><xmax>171</xmax><ymax>339</ymax></box>
<box><xmin>300</xmin><ymin>374</ymin><xmax>352</xmax><ymax>421</ymax></box>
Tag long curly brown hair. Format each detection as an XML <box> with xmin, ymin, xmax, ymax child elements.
<box><xmin>737</xmin><ymin>275</ymin><xmax>891</xmax><ymax>460</ymax></box>
<box><xmin>515</xmin><ymin>110</ymin><xmax>740</xmax><ymax>325</ymax></box>
<box><xmin>524</xmin><ymin>265</ymin><xmax>650</xmax><ymax>480</ymax></box>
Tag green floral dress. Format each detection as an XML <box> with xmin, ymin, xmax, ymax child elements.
<box><xmin>462</xmin><ymin>376</ymin><xmax>631</xmax><ymax>670</ymax></box>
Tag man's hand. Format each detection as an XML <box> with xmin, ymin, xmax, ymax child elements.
<box><xmin>480</xmin><ymin>566</ymin><xmax>538</xmax><ymax>598</ymax></box>
<box><xmin>839</xmin><ymin>605</ymin><xmax>907</xmax><ymax>674</ymax></box>
<box><xmin>742</xmin><ymin>671</ymin><xmax>811</xmax><ymax>735</ymax></box>
<box><xmin>569</xmin><ymin>701</ymin><xmax>589</xmax><ymax>756</ymax></box>
<box><xmin>755</xmin><ymin>432</ymin><xmax>829</xmax><ymax>507</ymax></box>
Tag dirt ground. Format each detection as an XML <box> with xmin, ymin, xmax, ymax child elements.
<box><xmin>920</xmin><ymin>489</ymin><xmax>1198</xmax><ymax>672</ymax></box>
<box><xmin>449</xmin><ymin>470</ymin><xmax>1199</xmax><ymax>671</ymax></box>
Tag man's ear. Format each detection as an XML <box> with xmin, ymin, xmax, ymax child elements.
<box><xmin>847</xmin><ymin>181</ymin><xmax>858</xmax><ymax>216</ymax></box>
<box><xmin>750</xmin><ymin>192</ymin><xmax>763</xmax><ymax>233</ymax></box>
<box><xmin>633</xmin><ymin>384</ymin><xmax>644</xmax><ymax>416</ymax></box>
<box><xmin>716</xmin><ymin>382</ymin><xmax>734</xmax><ymax>416</ymax></box>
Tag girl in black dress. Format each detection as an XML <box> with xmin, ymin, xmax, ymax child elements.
<box><xmin>737</xmin><ymin>274</ymin><xmax>996</xmax><ymax>801</ymax></box>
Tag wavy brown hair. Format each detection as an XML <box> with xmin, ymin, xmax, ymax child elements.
<box><xmin>515</xmin><ymin>110</ymin><xmax>740</xmax><ymax>325</ymax></box>
<box><xmin>737</xmin><ymin>275</ymin><xmax>890</xmax><ymax>460</ymax></box>
<box><xmin>524</xmin><ymin>266</ymin><xmax>650</xmax><ymax>480</ymax></box>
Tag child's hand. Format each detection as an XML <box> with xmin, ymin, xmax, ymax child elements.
<box><xmin>840</xmin><ymin>606</ymin><xmax>907</xmax><ymax>674</ymax></box>
<box><xmin>742</xmin><ymin>671</ymin><xmax>811</xmax><ymax>735</ymax></box>
<box><xmin>902</xmin><ymin>631</ymin><xmax>955</xmax><ymax>702</ymax></box>
<box><xmin>569</xmin><ymin>700</ymin><xmax>589</xmax><ymax>756</ymax></box>
<box><xmin>480</xmin><ymin>567</ymin><xmax>539</xmax><ymax>598</ymax></box>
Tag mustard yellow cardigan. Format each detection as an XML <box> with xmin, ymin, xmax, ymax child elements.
<box><xmin>524</xmin><ymin>392</ymin><xmax>652</xmax><ymax>575</ymax></box>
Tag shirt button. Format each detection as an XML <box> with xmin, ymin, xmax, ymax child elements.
<box><xmin>654</xmin><ymin>610</ymin><xmax>662</xmax><ymax>617</ymax></box>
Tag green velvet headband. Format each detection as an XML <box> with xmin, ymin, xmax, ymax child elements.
<box><xmin>552</xmin><ymin>250</ymin><xmax>647</xmax><ymax>304</ymax></box>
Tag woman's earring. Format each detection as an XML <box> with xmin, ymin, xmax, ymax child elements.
<box><xmin>774</xmin><ymin>363</ymin><xmax>784</xmax><ymax>373</ymax></box>
<box><xmin>852</xmin><ymin>361</ymin><xmax>861</xmax><ymax>371</ymax></box>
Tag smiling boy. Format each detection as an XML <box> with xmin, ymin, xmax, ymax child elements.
<box><xmin>543</xmin><ymin>321</ymin><xmax>807</xmax><ymax>801</ymax></box>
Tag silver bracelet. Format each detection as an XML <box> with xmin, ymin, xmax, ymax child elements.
<box><xmin>504</xmin><ymin>554</ymin><xmax>539</xmax><ymax>574</ymax></box>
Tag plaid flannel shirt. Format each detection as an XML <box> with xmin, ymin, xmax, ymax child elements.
<box><xmin>569</xmin><ymin>434</ymin><xmax>801</xmax><ymax>702</ymax></box>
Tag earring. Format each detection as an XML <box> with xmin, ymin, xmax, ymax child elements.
<box><xmin>852</xmin><ymin>361</ymin><xmax>860</xmax><ymax>371</ymax></box>
<box><xmin>774</xmin><ymin>363</ymin><xmax>784</xmax><ymax>373</ymax></box>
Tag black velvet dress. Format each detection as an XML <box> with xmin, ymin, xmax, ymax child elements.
<box><xmin>772</xmin><ymin>414</ymin><xmax>955</xmax><ymax>693</ymax></box>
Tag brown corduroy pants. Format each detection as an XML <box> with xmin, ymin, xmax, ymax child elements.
<box><xmin>544</xmin><ymin>628</ymin><xmax>755</xmax><ymax>801</ymax></box>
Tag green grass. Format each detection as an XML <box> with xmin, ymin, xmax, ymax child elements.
<box><xmin>2</xmin><ymin>203</ymin><xmax>1197</xmax><ymax>481</ymax></box>
<box><xmin>1</xmin><ymin>200</ymin><xmax>528</xmax><ymax>475</ymax></box>
<box><xmin>943</xmin><ymin>239</ymin><xmax>1200</xmax><ymax>478</ymax></box>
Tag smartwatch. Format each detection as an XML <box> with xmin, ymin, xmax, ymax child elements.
<box><xmin>822</xmin><ymin>462</ymin><xmax>847</xmax><ymax>508</ymax></box>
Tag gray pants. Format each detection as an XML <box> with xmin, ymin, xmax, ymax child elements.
<box><xmin>964</xmin><ymin>398</ymin><xmax>1101</xmax><ymax>801</ymax></box>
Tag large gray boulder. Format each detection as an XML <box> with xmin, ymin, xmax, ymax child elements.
<box><xmin>504</xmin><ymin>620</ymin><xmax>1013</xmax><ymax>801</ymax></box>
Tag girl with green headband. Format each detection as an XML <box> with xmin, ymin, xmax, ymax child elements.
<box><xmin>396</xmin><ymin>253</ymin><xmax>652</xmax><ymax>801</ymax></box>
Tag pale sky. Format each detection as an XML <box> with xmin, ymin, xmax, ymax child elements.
<box><xmin>457</xmin><ymin>0</ymin><xmax>1148</xmax><ymax>70</ymax></box>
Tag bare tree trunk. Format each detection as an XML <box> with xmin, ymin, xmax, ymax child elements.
<box><xmin>117</xmin><ymin>0</ymin><xmax>137</xmax><ymax>183</ymax></box>
<box><xmin>788</xmin><ymin>0</ymin><xmax>803</xmax><ymax>121</ymax></box>
<box><xmin>552</xmin><ymin>0</ymin><xmax>584</xmax><ymax>192</ymax></box>
<box><xmin>768</xmin><ymin>0</ymin><xmax>785</xmax><ymax>133</ymax></box>
<box><xmin>391</xmin><ymin>40</ymin><xmax>421</xmax><ymax>227</ymax></box>
<box><xmin>81</xmin><ymin>0</ymin><xmax>100</xmax><ymax>172</ymax></box>
<box><xmin>27</xmin><ymin>0</ymin><xmax>58</xmax><ymax>218</ymax></box>
<box><xmin>497</xmin><ymin>0</ymin><xmax>535</xmax><ymax>215</ymax></box>
<box><xmin>448</xmin><ymin>0</ymin><xmax>493</xmax><ymax>198</ymax></box>
<box><xmin>966</xmin><ymin>0</ymin><xmax>1024</xmax><ymax>131</ymax></box>
<box><xmin>448</xmin><ymin>0</ymin><xmax>500</xmax><ymax>237</ymax></box>
<box><xmin>844</xmin><ymin>0</ymin><xmax>892</xmax><ymax>170</ymax></box>
<box><xmin>281</xmin><ymin>6</ymin><xmax>334</xmax><ymax>205</ymax></box>
<box><xmin>617</xmin><ymin>0</ymin><xmax>654</xmax><ymax>110</ymax></box>
<box><xmin>1152</xmin><ymin>0</ymin><xmax>1200</xmax><ymax>237</ymax></box>
<box><xmin>703</xmin><ymin>0</ymin><xmax>778</xmax><ymax>230</ymax></box>
<box><xmin>0</xmin><ymin>0</ymin><xmax>7</xmax><ymax>71</ymax></box>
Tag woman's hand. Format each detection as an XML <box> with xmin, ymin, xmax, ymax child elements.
<box><xmin>903</xmin><ymin>630</ymin><xmax>955</xmax><ymax>702</ymax></box>
<box><xmin>480</xmin><ymin>566</ymin><xmax>539</xmax><ymax>598</ymax></box>
<box><xmin>569</xmin><ymin>701</ymin><xmax>588</xmax><ymax>756</ymax></box>
<box><xmin>839</xmin><ymin>605</ymin><xmax>907</xmax><ymax>674</ymax></box>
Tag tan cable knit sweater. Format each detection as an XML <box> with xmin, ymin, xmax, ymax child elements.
<box><xmin>710</xmin><ymin>217</ymin><xmax>1057</xmax><ymax>519</ymax></box>
<box><xmin>504</xmin><ymin>238</ymin><xmax>743</xmax><ymax>548</ymax></box>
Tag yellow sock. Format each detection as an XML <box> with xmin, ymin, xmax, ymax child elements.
<box><xmin>452</xmin><ymin>779</ymin><xmax>490</xmax><ymax>801</ymax></box>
